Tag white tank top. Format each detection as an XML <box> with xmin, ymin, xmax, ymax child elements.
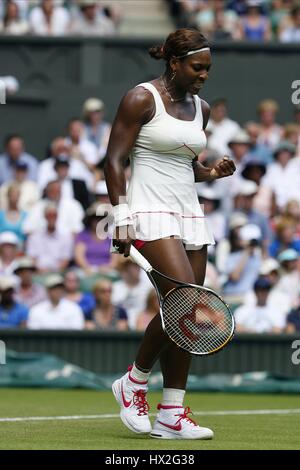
<box><xmin>127</xmin><ymin>81</ymin><xmax>207</xmax><ymax>218</ymax></box>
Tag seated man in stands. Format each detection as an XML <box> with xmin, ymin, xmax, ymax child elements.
<box><xmin>234</xmin><ymin>277</ymin><xmax>285</xmax><ymax>333</ymax></box>
<box><xmin>27</xmin><ymin>274</ymin><xmax>84</xmax><ymax>330</ymax></box>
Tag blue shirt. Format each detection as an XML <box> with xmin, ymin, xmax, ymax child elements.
<box><xmin>0</xmin><ymin>210</ymin><xmax>28</xmax><ymax>242</ymax></box>
<box><xmin>223</xmin><ymin>250</ymin><xmax>262</xmax><ymax>296</ymax></box>
<box><xmin>269</xmin><ymin>239</ymin><xmax>300</xmax><ymax>258</ymax></box>
<box><xmin>0</xmin><ymin>153</ymin><xmax>38</xmax><ymax>184</ymax></box>
<box><xmin>0</xmin><ymin>303</ymin><xmax>29</xmax><ymax>328</ymax></box>
<box><xmin>287</xmin><ymin>308</ymin><xmax>300</xmax><ymax>331</ymax></box>
<box><xmin>78</xmin><ymin>292</ymin><xmax>96</xmax><ymax>320</ymax></box>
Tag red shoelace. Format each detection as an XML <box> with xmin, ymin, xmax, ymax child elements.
<box><xmin>133</xmin><ymin>390</ymin><xmax>150</xmax><ymax>416</ymax></box>
<box><xmin>174</xmin><ymin>407</ymin><xmax>197</xmax><ymax>427</ymax></box>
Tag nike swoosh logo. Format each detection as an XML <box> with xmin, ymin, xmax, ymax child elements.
<box><xmin>157</xmin><ymin>420</ymin><xmax>182</xmax><ymax>431</ymax></box>
<box><xmin>121</xmin><ymin>382</ymin><xmax>131</xmax><ymax>408</ymax></box>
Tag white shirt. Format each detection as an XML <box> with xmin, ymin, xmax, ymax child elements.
<box><xmin>206</xmin><ymin>118</ymin><xmax>241</xmax><ymax>155</ymax></box>
<box><xmin>28</xmin><ymin>298</ymin><xmax>84</xmax><ymax>330</ymax></box>
<box><xmin>65</xmin><ymin>138</ymin><xmax>99</xmax><ymax>166</ymax></box>
<box><xmin>38</xmin><ymin>157</ymin><xmax>94</xmax><ymax>191</ymax></box>
<box><xmin>235</xmin><ymin>304</ymin><xmax>285</xmax><ymax>333</ymax></box>
<box><xmin>243</xmin><ymin>288</ymin><xmax>292</xmax><ymax>319</ymax></box>
<box><xmin>112</xmin><ymin>271</ymin><xmax>153</xmax><ymax>330</ymax></box>
<box><xmin>262</xmin><ymin>161</ymin><xmax>300</xmax><ymax>208</ymax></box>
<box><xmin>23</xmin><ymin>198</ymin><xmax>84</xmax><ymax>235</ymax></box>
<box><xmin>26</xmin><ymin>228</ymin><xmax>74</xmax><ymax>271</ymax></box>
<box><xmin>29</xmin><ymin>6</ymin><xmax>70</xmax><ymax>36</ymax></box>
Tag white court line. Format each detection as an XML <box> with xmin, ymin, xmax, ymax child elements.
<box><xmin>1</xmin><ymin>409</ymin><xmax>300</xmax><ymax>423</ymax></box>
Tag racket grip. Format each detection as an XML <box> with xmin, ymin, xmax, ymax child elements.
<box><xmin>129</xmin><ymin>245</ymin><xmax>152</xmax><ymax>273</ymax></box>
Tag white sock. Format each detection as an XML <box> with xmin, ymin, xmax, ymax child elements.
<box><xmin>129</xmin><ymin>363</ymin><xmax>151</xmax><ymax>384</ymax></box>
<box><xmin>162</xmin><ymin>388</ymin><xmax>185</xmax><ymax>407</ymax></box>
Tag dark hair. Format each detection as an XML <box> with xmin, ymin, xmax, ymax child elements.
<box><xmin>4</xmin><ymin>134</ymin><xmax>23</xmax><ymax>147</ymax></box>
<box><xmin>4</xmin><ymin>0</ymin><xmax>19</xmax><ymax>27</ymax></box>
<box><xmin>291</xmin><ymin>6</ymin><xmax>300</xmax><ymax>18</ymax></box>
<box><xmin>149</xmin><ymin>28</ymin><xmax>209</xmax><ymax>63</ymax></box>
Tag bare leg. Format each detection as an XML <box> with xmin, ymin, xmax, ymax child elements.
<box><xmin>135</xmin><ymin>237</ymin><xmax>195</xmax><ymax>374</ymax></box>
<box><xmin>159</xmin><ymin>246</ymin><xmax>208</xmax><ymax>389</ymax></box>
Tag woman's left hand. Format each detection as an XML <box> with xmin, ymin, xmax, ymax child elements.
<box><xmin>210</xmin><ymin>156</ymin><xmax>236</xmax><ymax>179</ymax></box>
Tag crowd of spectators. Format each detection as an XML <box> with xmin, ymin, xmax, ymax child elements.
<box><xmin>167</xmin><ymin>0</ymin><xmax>300</xmax><ymax>42</ymax></box>
<box><xmin>0</xmin><ymin>0</ymin><xmax>121</xmax><ymax>36</ymax></box>
<box><xmin>1</xmin><ymin>90</ymin><xmax>300</xmax><ymax>334</ymax></box>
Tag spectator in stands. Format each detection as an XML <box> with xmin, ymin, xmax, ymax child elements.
<box><xmin>64</xmin><ymin>269</ymin><xmax>95</xmax><ymax>320</ymax></box>
<box><xmin>29</xmin><ymin>0</ymin><xmax>70</xmax><ymax>36</ymax></box>
<box><xmin>206</xmin><ymin>98</ymin><xmax>241</xmax><ymax>155</ymax></box>
<box><xmin>282</xmin><ymin>200</ymin><xmax>300</xmax><ymax>237</ymax></box>
<box><xmin>239</xmin><ymin>1</ymin><xmax>272</xmax><ymax>42</ymax></box>
<box><xmin>197</xmin><ymin>186</ymin><xmax>226</xmax><ymax>244</ymax></box>
<box><xmin>26</xmin><ymin>202</ymin><xmax>74</xmax><ymax>273</ymax></box>
<box><xmin>112</xmin><ymin>257</ymin><xmax>153</xmax><ymax>329</ymax></box>
<box><xmin>0</xmin><ymin>183</ymin><xmax>27</xmax><ymax>243</ymax></box>
<box><xmin>228</xmin><ymin>129</ymin><xmax>252</xmax><ymax>175</ymax></box>
<box><xmin>279</xmin><ymin>4</ymin><xmax>300</xmax><ymax>42</ymax></box>
<box><xmin>195</xmin><ymin>0</ymin><xmax>240</xmax><ymax>39</ymax></box>
<box><xmin>262</xmin><ymin>141</ymin><xmax>299</xmax><ymax>209</ymax></box>
<box><xmin>256</xmin><ymin>99</ymin><xmax>283</xmax><ymax>150</ymax></box>
<box><xmin>93</xmin><ymin>180</ymin><xmax>110</xmax><ymax>205</ymax></box>
<box><xmin>0</xmin><ymin>134</ymin><xmax>38</xmax><ymax>184</ymax></box>
<box><xmin>243</xmin><ymin>257</ymin><xmax>292</xmax><ymax>317</ymax></box>
<box><xmin>222</xmin><ymin>223</ymin><xmax>262</xmax><ymax>304</ymax></box>
<box><xmin>136</xmin><ymin>289</ymin><xmax>159</xmax><ymax>332</ymax></box>
<box><xmin>270</xmin><ymin>0</ymin><xmax>292</xmax><ymax>37</ymax></box>
<box><xmin>0</xmin><ymin>276</ymin><xmax>28</xmax><ymax>328</ymax></box>
<box><xmin>69</xmin><ymin>0</ymin><xmax>115</xmax><ymax>36</ymax></box>
<box><xmin>14</xmin><ymin>257</ymin><xmax>47</xmax><ymax>309</ymax></box>
<box><xmin>233</xmin><ymin>179</ymin><xmax>272</xmax><ymax>248</ymax></box>
<box><xmin>0</xmin><ymin>0</ymin><xmax>29</xmax><ymax>35</ymax></box>
<box><xmin>37</xmin><ymin>136</ymin><xmax>93</xmax><ymax>191</ymax></box>
<box><xmin>234</xmin><ymin>277</ymin><xmax>284</xmax><ymax>333</ymax></box>
<box><xmin>269</xmin><ymin>217</ymin><xmax>300</xmax><ymax>258</ymax></box>
<box><xmin>0</xmin><ymin>231</ymin><xmax>19</xmax><ymax>277</ymax></box>
<box><xmin>244</xmin><ymin>121</ymin><xmax>273</xmax><ymax>165</ymax></box>
<box><xmin>27</xmin><ymin>274</ymin><xmax>84</xmax><ymax>329</ymax></box>
<box><xmin>240</xmin><ymin>157</ymin><xmax>276</xmax><ymax>217</ymax></box>
<box><xmin>0</xmin><ymin>161</ymin><xmax>40</xmax><ymax>212</ymax></box>
<box><xmin>65</xmin><ymin>118</ymin><xmax>99</xmax><ymax>171</ymax></box>
<box><xmin>286</xmin><ymin>302</ymin><xmax>300</xmax><ymax>332</ymax></box>
<box><xmin>283</xmin><ymin>123</ymin><xmax>300</xmax><ymax>156</ymax></box>
<box><xmin>85</xmin><ymin>279</ymin><xmax>128</xmax><ymax>331</ymax></box>
<box><xmin>23</xmin><ymin>180</ymin><xmax>84</xmax><ymax>235</ymax></box>
<box><xmin>53</xmin><ymin>155</ymin><xmax>90</xmax><ymax>210</ymax></box>
<box><xmin>74</xmin><ymin>202</ymin><xmax>114</xmax><ymax>274</ymax></box>
<box><xmin>82</xmin><ymin>98</ymin><xmax>111</xmax><ymax>166</ymax></box>
<box><xmin>276</xmin><ymin>248</ymin><xmax>300</xmax><ymax>308</ymax></box>
<box><xmin>215</xmin><ymin>211</ymin><xmax>248</xmax><ymax>275</ymax></box>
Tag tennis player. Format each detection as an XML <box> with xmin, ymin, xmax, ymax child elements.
<box><xmin>104</xmin><ymin>28</ymin><xmax>236</xmax><ymax>440</ymax></box>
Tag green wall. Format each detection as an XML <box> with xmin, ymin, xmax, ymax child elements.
<box><xmin>0</xmin><ymin>37</ymin><xmax>299</xmax><ymax>159</ymax></box>
<box><xmin>1</xmin><ymin>330</ymin><xmax>300</xmax><ymax>377</ymax></box>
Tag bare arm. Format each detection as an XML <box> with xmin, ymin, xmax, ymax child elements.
<box><xmin>104</xmin><ymin>87</ymin><xmax>154</xmax><ymax>256</ymax></box>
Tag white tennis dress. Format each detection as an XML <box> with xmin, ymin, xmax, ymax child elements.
<box><xmin>127</xmin><ymin>81</ymin><xmax>215</xmax><ymax>249</ymax></box>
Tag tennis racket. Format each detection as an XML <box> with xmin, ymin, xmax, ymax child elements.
<box><xmin>129</xmin><ymin>245</ymin><xmax>234</xmax><ymax>356</ymax></box>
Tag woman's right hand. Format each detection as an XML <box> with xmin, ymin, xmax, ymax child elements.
<box><xmin>113</xmin><ymin>225</ymin><xmax>135</xmax><ymax>257</ymax></box>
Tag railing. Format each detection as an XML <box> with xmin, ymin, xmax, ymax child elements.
<box><xmin>1</xmin><ymin>329</ymin><xmax>299</xmax><ymax>377</ymax></box>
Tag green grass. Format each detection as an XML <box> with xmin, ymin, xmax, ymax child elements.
<box><xmin>0</xmin><ymin>389</ymin><xmax>300</xmax><ymax>450</ymax></box>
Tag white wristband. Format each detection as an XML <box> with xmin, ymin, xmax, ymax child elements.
<box><xmin>112</xmin><ymin>204</ymin><xmax>134</xmax><ymax>227</ymax></box>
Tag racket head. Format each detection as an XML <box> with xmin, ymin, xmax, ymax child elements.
<box><xmin>161</xmin><ymin>284</ymin><xmax>235</xmax><ymax>356</ymax></box>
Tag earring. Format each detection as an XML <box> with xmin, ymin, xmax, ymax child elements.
<box><xmin>170</xmin><ymin>70</ymin><xmax>176</xmax><ymax>82</ymax></box>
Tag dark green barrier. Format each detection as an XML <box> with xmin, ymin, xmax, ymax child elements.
<box><xmin>0</xmin><ymin>330</ymin><xmax>299</xmax><ymax>377</ymax></box>
<box><xmin>0</xmin><ymin>37</ymin><xmax>299</xmax><ymax>158</ymax></box>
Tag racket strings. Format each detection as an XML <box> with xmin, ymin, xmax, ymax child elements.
<box><xmin>162</xmin><ymin>286</ymin><xmax>233</xmax><ymax>354</ymax></box>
